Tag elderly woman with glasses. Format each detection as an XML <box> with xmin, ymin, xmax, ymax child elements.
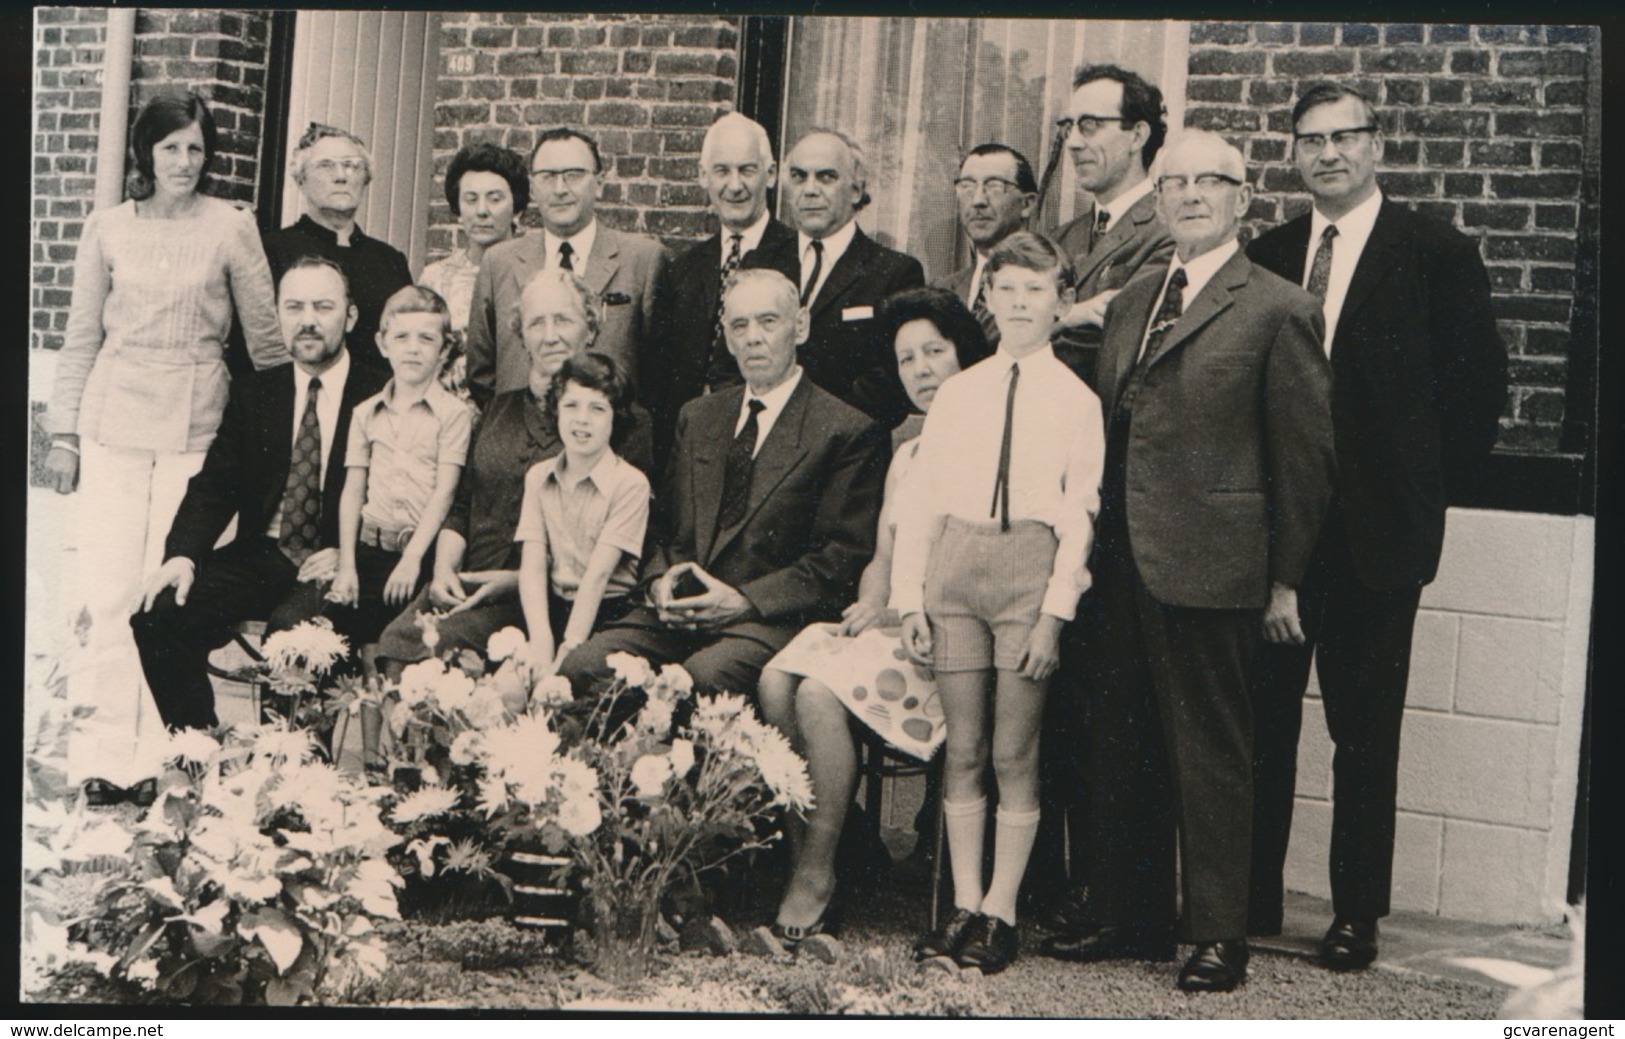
<box><xmin>260</xmin><ymin>122</ymin><xmax>413</xmax><ymax>371</ymax></box>
<box><xmin>375</xmin><ymin>269</ymin><xmax>653</xmax><ymax>674</ymax></box>
<box><xmin>43</xmin><ymin>93</ymin><xmax>284</xmax><ymax>800</ymax></box>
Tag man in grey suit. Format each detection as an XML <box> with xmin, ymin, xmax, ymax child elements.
<box><xmin>934</xmin><ymin>143</ymin><xmax>1038</xmax><ymax>345</ymax></box>
<box><xmin>1040</xmin><ymin>131</ymin><xmax>1333</xmax><ymax>993</ymax></box>
<box><xmin>1049</xmin><ymin>65</ymin><xmax>1175</xmax><ymax>387</ymax></box>
<box><xmin>465</xmin><ymin>127</ymin><xmax>669</xmax><ymax>407</ymax></box>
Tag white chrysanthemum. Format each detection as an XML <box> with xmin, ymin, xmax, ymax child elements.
<box><xmin>533</xmin><ymin>673</ymin><xmax>573</xmax><ymax>707</ymax></box>
<box><xmin>388</xmin><ymin>785</ymin><xmax>462</xmax><ymax>825</ymax></box>
<box><xmin>486</xmin><ymin>626</ymin><xmax>527</xmax><ymax>662</ymax></box>
<box><xmin>691</xmin><ymin>694</ymin><xmax>813</xmax><ymax>809</ymax></box>
<box><xmin>397</xmin><ymin>659</ymin><xmax>447</xmax><ymax>708</ymax></box>
<box><xmin>449</xmin><ymin>729</ymin><xmax>484</xmax><ymax>766</ymax></box>
<box><xmin>416</xmin><ymin>610</ymin><xmax>443</xmax><ymax>652</ymax></box>
<box><xmin>630</xmin><ymin>753</ymin><xmax>674</xmax><ymax>797</ymax></box>
<box><xmin>557</xmin><ymin>794</ymin><xmax>602</xmax><ymax>837</ymax></box>
<box><xmin>248</xmin><ymin>723</ymin><xmax>316</xmax><ymax>764</ymax></box>
<box><xmin>552</xmin><ymin>756</ymin><xmax>600</xmax><ymax>804</ymax></box>
<box><xmin>433</xmin><ymin>667</ymin><xmax>478</xmax><ymax>711</ymax></box>
<box><xmin>637</xmin><ymin>695</ymin><xmax>674</xmax><ymax>735</ymax></box>
<box><xmin>261</xmin><ymin>620</ymin><xmax>349</xmax><ymax>675</ymax></box>
<box><xmin>272</xmin><ymin>760</ymin><xmax>348</xmax><ymax>831</ymax></box>
<box><xmin>475</xmin><ymin>776</ymin><xmax>511</xmax><ymax>818</ymax></box>
<box><xmin>485</xmin><ymin>660</ymin><xmax>530</xmax><ymax>717</ymax></box>
<box><xmin>165</xmin><ymin>726</ymin><xmax>222</xmax><ymax>766</ymax></box>
<box><xmin>481</xmin><ymin>712</ymin><xmax>561</xmax><ymax>779</ymax></box>
<box><xmin>606</xmin><ymin>651</ymin><xmax>655</xmax><ymax>689</ymax></box>
<box><xmin>653</xmin><ymin>663</ymin><xmax>695</xmax><ymax>700</ymax></box>
<box><xmin>669</xmin><ymin>738</ymin><xmax>696</xmax><ymax>778</ymax></box>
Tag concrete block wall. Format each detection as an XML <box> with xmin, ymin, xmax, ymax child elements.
<box><xmin>1284</xmin><ymin>509</ymin><xmax>1594</xmax><ymax>924</ymax></box>
<box><xmin>1184</xmin><ymin>22</ymin><xmax>1598</xmax><ymax>453</ymax></box>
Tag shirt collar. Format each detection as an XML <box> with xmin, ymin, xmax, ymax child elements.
<box><xmin>294</xmin><ymin>346</ymin><xmax>351</xmax><ymax>396</ymax></box>
<box><xmin>743</xmin><ymin>364</ymin><xmax>803</xmax><ymax>415</ymax></box>
<box><xmin>721</xmin><ymin>211</ymin><xmax>772</xmax><ymax>266</ymax></box>
<box><xmin>295</xmin><ymin>213</ymin><xmax>369</xmax><ymax>247</ymax></box>
<box><xmin>798</xmin><ymin>218</ymin><xmax>858</xmax><ymax>268</ymax></box>
<box><xmin>544</xmin><ymin>447</ymin><xmax>621</xmax><ymax>491</ymax></box>
<box><xmin>1167</xmin><ymin>238</ymin><xmax>1240</xmax><ymax>302</ymax></box>
<box><xmin>1097</xmin><ymin>175</ymin><xmax>1154</xmax><ymax>226</ymax></box>
<box><xmin>375</xmin><ymin>376</ymin><xmax>456</xmax><ymax>415</ymax></box>
<box><xmin>990</xmin><ymin>342</ymin><xmax>1055</xmax><ymax>373</ymax></box>
<box><xmin>1310</xmin><ymin>188</ymin><xmax>1383</xmax><ymax>246</ymax></box>
<box><xmin>547</xmin><ymin>218</ymin><xmax>598</xmax><ymax>269</ymax></box>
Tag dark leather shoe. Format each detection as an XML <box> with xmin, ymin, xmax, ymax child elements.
<box><xmin>913</xmin><ymin>908</ymin><xmax>980</xmax><ymax>962</ymax></box>
<box><xmin>956</xmin><ymin>914</ymin><xmax>1019</xmax><ymax>975</ymax></box>
<box><xmin>1033</xmin><ymin>883</ymin><xmax>1096</xmax><ymax>934</ymax></box>
<box><xmin>1039</xmin><ymin>924</ymin><xmax>1176</xmax><ymax>963</ymax></box>
<box><xmin>1320</xmin><ymin>916</ymin><xmax>1378</xmax><ymax>971</ymax></box>
<box><xmin>1177</xmin><ymin>939</ymin><xmax>1249</xmax><ymax>992</ymax></box>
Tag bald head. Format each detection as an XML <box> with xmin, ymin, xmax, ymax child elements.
<box><xmin>1155</xmin><ymin>130</ymin><xmax>1253</xmax><ymax>261</ymax></box>
<box><xmin>700</xmin><ymin>112</ymin><xmax>777</xmax><ymax>232</ymax></box>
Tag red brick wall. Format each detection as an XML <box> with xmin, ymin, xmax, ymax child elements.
<box><xmin>1184</xmin><ymin>22</ymin><xmax>1597</xmax><ymax>452</ymax></box>
<box><xmin>429</xmin><ymin>13</ymin><xmax>740</xmax><ymax>259</ymax></box>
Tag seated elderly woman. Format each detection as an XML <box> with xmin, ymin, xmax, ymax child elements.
<box><xmin>754</xmin><ymin>287</ymin><xmax>992</xmax><ymax>945</ymax></box>
<box><xmin>375</xmin><ymin>269</ymin><xmax>653</xmax><ymax>671</ymax></box>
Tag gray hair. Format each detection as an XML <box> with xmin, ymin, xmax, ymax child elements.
<box><xmin>1159</xmin><ymin>128</ymin><xmax>1246</xmax><ymax>180</ymax></box>
<box><xmin>515</xmin><ymin>268</ymin><xmax>602</xmax><ymax>344</ymax></box>
<box><xmin>289</xmin><ymin>121</ymin><xmax>375</xmax><ymax>187</ymax></box>
<box><xmin>700</xmin><ymin>111</ymin><xmax>774</xmax><ymax>169</ymax></box>
<box><xmin>721</xmin><ymin>268</ymin><xmax>800</xmax><ymax>316</ymax></box>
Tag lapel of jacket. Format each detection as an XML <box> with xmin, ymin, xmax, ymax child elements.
<box><xmin>1104</xmin><ymin>272</ymin><xmax>1162</xmax><ymax>407</ymax></box>
<box><xmin>1337</xmin><ymin>199</ymin><xmax>1404</xmax><ymax>327</ymax></box>
<box><xmin>1146</xmin><ymin>248</ymin><xmax>1250</xmax><ymax>371</ymax></box>
<box><xmin>742</xmin><ymin>219</ymin><xmax>801</xmax><ymax>285</ymax></box>
<box><xmin>692</xmin><ymin>390</ymin><xmax>742</xmax><ymax>564</ymax></box>
<box><xmin>707</xmin><ymin>378</ymin><xmax>812</xmax><ymax>564</ymax></box>
<box><xmin>583</xmin><ymin>224</ymin><xmax>621</xmax><ymax>299</ymax></box>
<box><xmin>264</xmin><ymin>366</ymin><xmax>297</xmax><ymax>517</ymax></box>
<box><xmin>947</xmin><ymin>264</ymin><xmax>976</xmax><ymax>306</ymax></box>
<box><xmin>1256</xmin><ymin>214</ymin><xmax>1312</xmax><ymax>285</ymax></box>
<box><xmin>692</xmin><ymin>232</ymin><xmax>724</xmax><ymax>310</ymax></box>
<box><xmin>1075</xmin><ymin>191</ymin><xmax>1157</xmax><ymax>286</ymax></box>
<box><xmin>809</xmin><ymin>226</ymin><xmax>873</xmax><ymax>321</ymax></box>
<box><xmin>505</xmin><ymin>233</ymin><xmax>545</xmax><ymax>295</ymax></box>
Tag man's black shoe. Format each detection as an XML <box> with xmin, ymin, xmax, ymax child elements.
<box><xmin>956</xmin><ymin>914</ymin><xmax>1019</xmax><ymax>974</ymax></box>
<box><xmin>913</xmin><ymin>907</ymin><xmax>980</xmax><ymax>962</ymax></box>
<box><xmin>1032</xmin><ymin>883</ymin><xmax>1095</xmax><ymax>934</ymax></box>
<box><xmin>1177</xmin><ymin>939</ymin><xmax>1249</xmax><ymax>992</ymax></box>
<box><xmin>1319</xmin><ymin>916</ymin><xmax>1378</xmax><ymax>971</ymax></box>
<box><xmin>1038</xmin><ymin>924</ymin><xmax>1176</xmax><ymax>963</ymax></box>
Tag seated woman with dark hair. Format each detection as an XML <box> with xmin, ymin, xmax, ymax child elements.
<box><xmin>754</xmin><ymin>286</ymin><xmax>993</xmax><ymax>946</ymax></box>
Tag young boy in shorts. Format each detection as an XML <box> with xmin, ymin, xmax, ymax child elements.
<box><xmin>890</xmin><ymin>231</ymin><xmax>1105</xmax><ymax>973</ymax></box>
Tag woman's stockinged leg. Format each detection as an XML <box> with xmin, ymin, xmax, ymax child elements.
<box><xmin>775</xmin><ymin>680</ymin><xmax>857</xmax><ymax>930</ymax></box>
<box><xmin>981</xmin><ymin>668</ymin><xmax>1048</xmax><ymax>924</ymax></box>
<box><xmin>938</xmin><ymin>668</ymin><xmax>992</xmax><ymax>913</ymax></box>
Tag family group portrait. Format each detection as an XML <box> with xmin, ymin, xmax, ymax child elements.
<box><xmin>20</xmin><ymin>6</ymin><xmax>1602</xmax><ymax>1020</ymax></box>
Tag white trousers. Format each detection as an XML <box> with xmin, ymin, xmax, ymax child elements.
<box><xmin>65</xmin><ymin>439</ymin><xmax>207</xmax><ymax>786</ymax></box>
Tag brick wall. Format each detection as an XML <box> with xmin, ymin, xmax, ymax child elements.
<box><xmin>429</xmin><ymin>13</ymin><xmax>740</xmax><ymax>260</ymax></box>
<box><xmin>1184</xmin><ymin>22</ymin><xmax>1598</xmax><ymax>453</ymax></box>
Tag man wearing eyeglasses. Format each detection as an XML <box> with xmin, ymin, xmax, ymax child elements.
<box><xmin>936</xmin><ymin>144</ymin><xmax>1038</xmax><ymax>346</ymax></box>
<box><xmin>259</xmin><ymin>123</ymin><xmax>413</xmax><ymax>371</ymax></box>
<box><xmin>465</xmin><ymin>127</ymin><xmax>669</xmax><ymax>408</ymax></box>
<box><xmin>1244</xmin><ymin>84</ymin><xmax>1507</xmax><ymax>972</ymax></box>
<box><xmin>1042</xmin><ymin>130</ymin><xmax>1332</xmax><ymax>993</ymax></box>
<box><xmin>1047</xmin><ymin>65</ymin><xmax>1175</xmax><ymax>387</ymax></box>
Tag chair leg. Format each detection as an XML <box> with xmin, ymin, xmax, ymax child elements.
<box><xmin>930</xmin><ymin>792</ymin><xmax>947</xmax><ymax>930</ymax></box>
<box><xmin>863</xmin><ymin>739</ymin><xmax>884</xmax><ymax>847</ymax></box>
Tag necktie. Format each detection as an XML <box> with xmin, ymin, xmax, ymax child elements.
<box><xmin>278</xmin><ymin>377</ymin><xmax>323</xmax><ymax>564</ymax></box>
<box><xmin>1092</xmin><ymin>206</ymin><xmax>1111</xmax><ymax>249</ymax></box>
<box><xmin>800</xmin><ymin>240</ymin><xmax>824</xmax><ymax>307</ymax></box>
<box><xmin>557</xmin><ymin>240</ymin><xmax>575</xmax><ymax>272</ymax></box>
<box><xmin>990</xmin><ymin>362</ymin><xmax>1019</xmax><ymax>532</ymax></box>
<box><xmin>1306</xmin><ymin>224</ymin><xmax>1338</xmax><ymax>302</ymax></box>
<box><xmin>718</xmin><ymin>399</ymin><xmax>765</xmax><ymax>531</ymax></box>
<box><xmin>707</xmin><ymin>233</ymin><xmax>746</xmax><ymax>388</ymax></box>
<box><xmin>970</xmin><ymin>277</ymin><xmax>999</xmax><ymax>344</ymax></box>
<box><xmin>1140</xmin><ymin>267</ymin><xmax>1188</xmax><ymax>369</ymax></box>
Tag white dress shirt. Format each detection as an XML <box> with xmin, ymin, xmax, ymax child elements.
<box><xmin>890</xmin><ymin>344</ymin><xmax>1105</xmax><ymax>621</ymax></box>
<box><xmin>1139</xmin><ymin>238</ymin><xmax>1240</xmax><ymax>358</ymax></box>
<box><xmin>720</xmin><ymin>210</ymin><xmax>772</xmax><ymax>269</ymax></box>
<box><xmin>798</xmin><ymin>219</ymin><xmax>858</xmax><ymax>306</ymax></box>
<box><xmin>733</xmin><ymin>365</ymin><xmax>804</xmax><ymax>456</ymax></box>
<box><xmin>544</xmin><ymin>218</ymin><xmax>599</xmax><ymax>277</ymax></box>
<box><xmin>1305</xmin><ymin>188</ymin><xmax>1382</xmax><ymax>354</ymax></box>
<box><xmin>1095</xmin><ymin>175</ymin><xmax>1154</xmax><ymax>233</ymax></box>
<box><xmin>265</xmin><ymin>348</ymin><xmax>352</xmax><ymax>537</ymax></box>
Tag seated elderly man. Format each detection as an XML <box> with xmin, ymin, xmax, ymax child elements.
<box><xmin>560</xmin><ymin>268</ymin><xmax>887</xmax><ymax>698</ymax></box>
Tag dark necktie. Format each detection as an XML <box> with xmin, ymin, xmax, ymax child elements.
<box><xmin>718</xmin><ymin>398</ymin><xmax>765</xmax><ymax>531</ymax></box>
<box><xmin>989</xmin><ymin>362</ymin><xmax>1019</xmax><ymax>532</ymax></box>
<box><xmin>1092</xmin><ymin>206</ymin><xmax>1110</xmax><ymax>250</ymax></box>
<box><xmin>557</xmin><ymin>240</ymin><xmax>575</xmax><ymax>272</ymax></box>
<box><xmin>970</xmin><ymin>276</ymin><xmax>999</xmax><ymax>344</ymax></box>
<box><xmin>1306</xmin><ymin>224</ymin><xmax>1338</xmax><ymax>302</ymax></box>
<box><xmin>707</xmin><ymin>233</ymin><xmax>746</xmax><ymax>388</ymax></box>
<box><xmin>278</xmin><ymin>376</ymin><xmax>323</xmax><ymax>564</ymax></box>
<box><xmin>1140</xmin><ymin>267</ymin><xmax>1188</xmax><ymax>369</ymax></box>
<box><xmin>800</xmin><ymin>240</ymin><xmax>824</xmax><ymax>307</ymax></box>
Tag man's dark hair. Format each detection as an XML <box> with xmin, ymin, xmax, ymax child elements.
<box><xmin>962</xmin><ymin>143</ymin><xmax>1038</xmax><ymax>195</ymax></box>
<box><xmin>127</xmin><ymin>93</ymin><xmax>218</xmax><ymax>201</ymax></box>
<box><xmin>530</xmin><ymin>127</ymin><xmax>604</xmax><ymax>174</ymax></box>
<box><xmin>281</xmin><ymin>254</ymin><xmax>351</xmax><ymax>303</ymax></box>
<box><xmin>874</xmin><ymin>286</ymin><xmax>995</xmax><ymax>413</ymax></box>
<box><xmin>446</xmin><ymin>142</ymin><xmax>531</xmax><ymax>215</ymax></box>
<box><xmin>1072</xmin><ymin>63</ymin><xmax>1167</xmax><ymax>170</ymax></box>
<box><xmin>547</xmin><ymin>351</ymin><xmax>638</xmax><ymax>448</ymax></box>
<box><xmin>1291</xmin><ymin>82</ymin><xmax>1379</xmax><ymax>132</ymax></box>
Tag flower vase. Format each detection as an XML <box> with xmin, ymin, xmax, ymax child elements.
<box><xmin>589</xmin><ymin>884</ymin><xmax>663</xmax><ymax>985</ymax></box>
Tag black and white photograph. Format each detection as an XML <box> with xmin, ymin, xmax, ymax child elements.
<box><xmin>21</xmin><ymin>7</ymin><xmax>1601</xmax><ymax>1019</ymax></box>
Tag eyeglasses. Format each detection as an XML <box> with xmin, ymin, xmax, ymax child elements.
<box><xmin>1056</xmin><ymin>114</ymin><xmax>1134</xmax><ymax>139</ymax></box>
<box><xmin>310</xmin><ymin>158</ymin><xmax>366</xmax><ymax>176</ymax></box>
<box><xmin>531</xmin><ymin>168</ymin><xmax>593</xmax><ymax>188</ymax></box>
<box><xmin>1293</xmin><ymin>126</ymin><xmax>1378</xmax><ymax>156</ymax></box>
<box><xmin>953</xmin><ymin>176</ymin><xmax>1027</xmax><ymax>200</ymax></box>
<box><xmin>1156</xmin><ymin>173</ymin><xmax>1244</xmax><ymax>194</ymax></box>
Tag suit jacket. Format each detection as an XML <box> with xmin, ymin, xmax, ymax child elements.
<box><xmin>748</xmin><ymin>224</ymin><xmax>926</xmax><ymax>428</ymax></box>
<box><xmin>1248</xmin><ymin>199</ymin><xmax>1508</xmax><ymax>591</ymax></box>
<box><xmin>1097</xmin><ymin>248</ymin><xmax>1334</xmax><ymax>610</ymax></box>
<box><xmin>260</xmin><ymin>216</ymin><xmax>412</xmax><ymax>373</ymax></box>
<box><xmin>164</xmin><ymin>356</ymin><xmax>390</xmax><ymax>565</ymax></box>
<box><xmin>642</xmin><ymin>377</ymin><xmax>888</xmax><ymax>652</ymax></box>
<box><xmin>1051</xmin><ymin>191</ymin><xmax>1175</xmax><ymax>387</ymax></box>
<box><xmin>935</xmin><ymin>263</ymin><xmax>978</xmax><ymax>307</ymax></box>
<box><xmin>647</xmin><ymin>217</ymin><xmax>799</xmax><ymax>455</ymax></box>
<box><xmin>465</xmin><ymin>223</ymin><xmax>670</xmax><ymax>406</ymax></box>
